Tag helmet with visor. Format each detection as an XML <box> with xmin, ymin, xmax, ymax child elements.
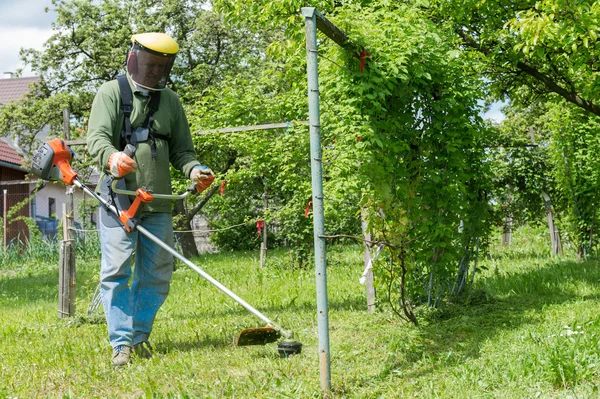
<box><xmin>126</xmin><ymin>33</ymin><xmax>178</xmax><ymax>91</ymax></box>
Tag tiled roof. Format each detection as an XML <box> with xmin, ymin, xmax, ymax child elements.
<box><xmin>0</xmin><ymin>138</ymin><xmax>24</xmax><ymax>166</ymax></box>
<box><xmin>0</xmin><ymin>76</ymin><xmax>40</xmax><ymax>105</ymax></box>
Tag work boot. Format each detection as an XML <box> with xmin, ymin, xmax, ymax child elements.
<box><xmin>112</xmin><ymin>345</ymin><xmax>132</xmax><ymax>367</ymax></box>
<box><xmin>133</xmin><ymin>341</ymin><xmax>153</xmax><ymax>359</ymax></box>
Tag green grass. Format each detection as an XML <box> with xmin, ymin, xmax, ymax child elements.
<box><xmin>3</xmin><ymin>227</ymin><xmax>600</xmax><ymax>398</ymax></box>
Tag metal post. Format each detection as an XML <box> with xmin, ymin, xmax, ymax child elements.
<box><xmin>302</xmin><ymin>6</ymin><xmax>331</xmax><ymax>392</ymax></box>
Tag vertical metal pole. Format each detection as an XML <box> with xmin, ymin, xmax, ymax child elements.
<box><xmin>302</xmin><ymin>7</ymin><xmax>331</xmax><ymax>391</ymax></box>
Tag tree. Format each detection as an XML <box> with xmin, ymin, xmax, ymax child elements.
<box><xmin>432</xmin><ymin>0</ymin><xmax>600</xmax><ymax>116</ymax></box>
<box><xmin>215</xmin><ymin>0</ymin><xmax>496</xmax><ymax>323</ymax></box>
<box><xmin>541</xmin><ymin>104</ymin><xmax>600</xmax><ymax>259</ymax></box>
<box><xmin>490</xmin><ymin>104</ymin><xmax>555</xmax><ymax>226</ymax></box>
<box><xmin>5</xmin><ymin>0</ymin><xmax>503</xmax><ymax>324</ymax></box>
<box><xmin>1</xmin><ymin>0</ymin><xmax>282</xmax><ymax>258</ymax></box>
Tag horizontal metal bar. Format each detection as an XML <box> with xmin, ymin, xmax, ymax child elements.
<box><xmin>196</xmin><ymin>121</ymin><xmax>308</xmax><ymax>135</ymax></box>
<box><xmin>301</xmin><ymin>7</ymin><xmax>350</xmax><ymax>49</ymax></box>
<box><xmin>111</xmin><ymin>179</ymin><xmax>191</xmax><ymax>200</ymax></box>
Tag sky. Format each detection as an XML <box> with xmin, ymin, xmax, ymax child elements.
<box><xmin>482</xmin><ymin>101</ymin><xmax>507</xmax><ymax>123</ymax></box>
<box><xmin>0</xmin><ymin>0</ymin><xmax>56</xmax><ymax>77</ymax></box>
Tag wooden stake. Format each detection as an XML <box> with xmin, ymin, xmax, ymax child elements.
<box><xmin>260</xmin><ymin>189</ymin><xmax>268</xmax><ymax>269</ymax></box>
<box><xmin>501</xmin><ymin>215</ymin><xmax>512</xmax><ymax>246</ymax></box>
<box><xmin>542</xmin><ymin>191</ymin><xmax>562</xmax><ymax>255</ymax></box>
<box><xmin>58</xmin><ymin>111</ymin><xmax>76</xmax><ymax>318</ymax></box>
<box><xmin>63</xmin><ymin>108</ymin><xmax>70</xmax><ymax>140</ymax></box>
<box><xmin>361</xmin><ymin>208</ymin><xmax>375</xmax><ymax>312</ymax></box>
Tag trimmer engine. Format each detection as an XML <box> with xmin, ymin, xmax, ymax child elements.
<box><xmin>31</xmin><ymin>138</ymin><xmax>78</xmax><ymax>185</ymax></box>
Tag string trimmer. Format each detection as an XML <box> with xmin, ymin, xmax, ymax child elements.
<box><xmin>31</xmin><ymin>138</ymin><xmax>302</xmax><ymax>356</ymax></box>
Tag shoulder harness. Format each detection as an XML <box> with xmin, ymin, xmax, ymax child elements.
<box><xmin>116</xmin><ymin>75</ymin><xmax>162</xmax><ymax>159</ymax></box>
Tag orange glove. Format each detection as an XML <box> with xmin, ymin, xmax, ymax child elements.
<box><xmin>190</xmin><ymin>165</ymin><xmax>215</xmax><ymax>193</ymax></box>
<box><xmin>108</xmin><ymin>151</ymin><xmax>137</xmax><ymax>178</ymax></box>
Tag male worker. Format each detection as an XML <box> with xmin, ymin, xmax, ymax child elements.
<box><xmin>87</xmin><ymin>32</ymin><xmax>214</xmax><ymax>367</ymax></box>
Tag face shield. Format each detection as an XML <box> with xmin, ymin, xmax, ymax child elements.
<box><xmin>126</xmin><ymin>42</ymin><xmax>176</xmax><ymax>91</ymax></box>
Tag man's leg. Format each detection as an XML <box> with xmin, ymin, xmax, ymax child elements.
<box><xmin>99</xmin><ymin>210</ymin><xmax>137</xmax><ymax>349</ymax></box>
<box><xmin>132</xmin><ymin>212</ymin><xmax>174</xmax><ymax>346</ymax></box>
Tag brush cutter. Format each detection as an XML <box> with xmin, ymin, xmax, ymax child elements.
<box><xmin>31</xmin><ymin>138</ymin><xmax>302</xmax><ymax>354</ymax></box>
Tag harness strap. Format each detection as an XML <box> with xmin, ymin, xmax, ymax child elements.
<box><xmin>116</xmin><ymin>75</ymin><xmax>162</xmax><ymax>159</ymax></box>
<box><xmin>147</xmin><ymin>93</ymin><xmax>161</xmax><ymax>159</ymax></box>
<box><xmin>117</xmin><ymin>76</ymin><xmax>133</xmax><ymax>149</ymax></box>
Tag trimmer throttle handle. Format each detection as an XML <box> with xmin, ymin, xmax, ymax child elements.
<box><xmin>186</xmin><ymin>184</ymin><xmax>197</xmax><ymax>193</ymax></box>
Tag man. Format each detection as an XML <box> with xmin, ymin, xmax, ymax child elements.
<box><xmin>87</xmin><ymin>32</ymin><xmax>214</xmax><ymax>367</ymax></box>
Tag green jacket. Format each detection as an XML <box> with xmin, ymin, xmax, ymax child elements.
<box><xmin>87</xmin><ymin>76</ymin><xmax>200</xmax><ymax>213</ymax></box>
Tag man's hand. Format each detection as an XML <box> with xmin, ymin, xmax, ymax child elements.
<box><xmin>190</xmin><ymin>165</ymin><xmax>215</xmax><ymax>193</ymax></box>
<box><xmin>108</xmin><ymin>151</ymin><xmax>137</xmax><ymax>178</ymax></box>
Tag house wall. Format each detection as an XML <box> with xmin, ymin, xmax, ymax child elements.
<box><xmin>33</xmin><ymin>181</ymin><xmax>98</xmax><ymax>238</ymax></box>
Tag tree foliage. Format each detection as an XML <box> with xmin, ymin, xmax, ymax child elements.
<box><xmin>432</xmin><ymin>0</ymin><xmax>600</xmax><ymax>116</ymax></box>
<box><xmin>214</xmin><ymin>0</ymin><xmax>496</xmax><ymax>322</ymax></box>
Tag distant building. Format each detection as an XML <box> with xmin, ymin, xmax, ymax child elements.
<box><xmin>0</xmin><ymin>74</ymin><xmax>39</xmax><ymax>106</ymax></box>
<box><xmin>0</xmin><ymin>73</ymin><xmax>97</xmax><ymax>243</ymax></box>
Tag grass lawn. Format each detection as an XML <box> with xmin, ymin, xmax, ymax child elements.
<box><xmin>2</xmin><ymin>226</ymin><xmax>600</xmax><ymax>398</ymax></box>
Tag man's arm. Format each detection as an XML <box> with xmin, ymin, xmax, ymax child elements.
<box><xmin>87</xmin><ymin>83</ymin><xmax>121</xmax><ymax>171</ymax></box>
<box><xmin>168</xmin><ymin>96</ymin><xmax>200</xmax><ymax>177</ymax></box>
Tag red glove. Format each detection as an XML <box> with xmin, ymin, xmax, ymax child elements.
<box><xmin>108</xmin><ymin>151</ymin><xmax>136</xmax><ymax>178</ymax></box>
<box><xmin>190</xmin><ymin>165</ymin><xmax>215</xmax><ymax>193</ymax></box>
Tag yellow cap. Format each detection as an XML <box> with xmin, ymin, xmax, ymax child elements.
<box><xmin>131</xmin><ymin>33</ymin><xmax>179</xmax><ymax>55</ymax></box>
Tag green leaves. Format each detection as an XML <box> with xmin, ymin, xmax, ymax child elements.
<box><xmin>433</xmin><ymin>0</ymin><xmax>600</xmax><ymax>116</ymax></box>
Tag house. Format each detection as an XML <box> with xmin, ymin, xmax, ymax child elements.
<box><xmin>0</xmin><ymin>74</ymin><xmax>40</xmax><ymax>244</ymax></box>
<box><xmin>0</xmin><ymin>73</ymin><xmax>97</xmax><ymax>242</ymax></box>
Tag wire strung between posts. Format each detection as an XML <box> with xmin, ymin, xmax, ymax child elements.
<box><xmin>317</xmin><ymin>53</ymin><xmax>355</xmax><ymax>74</ymax></box>
<box><xmin>70</xmin><ymin>221</ymin><xmax>255</xmax><ymax>235</ymax></box>
<box><xmin>320</xmin><ymin>233</ymin><xmax>421</xmax><ymax>250</ymax></box>
<box><xmin>173</xmin><ymin>221</ymin><xmax>253</xmax><ymax>235</ymax></box>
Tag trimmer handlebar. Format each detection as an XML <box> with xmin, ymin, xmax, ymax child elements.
<box><xmin>110</xmin><ymin>179</ymin><xmax>195</xmax><ymax>232</ymax></box>
<box><xmin>111</xmin><ymin>179</ymin><xmax>194</xmax><ymax>200</ymax></box>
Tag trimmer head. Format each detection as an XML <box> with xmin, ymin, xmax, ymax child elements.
<box><xmin>235</xmin><ymin>326</ymin><xmax>280</xmax><ymax>346</ymax></box>
<box><xmin>277</xmin><ymin>340</ymin><xmax>303</xmax><ymax>357</ymax></box>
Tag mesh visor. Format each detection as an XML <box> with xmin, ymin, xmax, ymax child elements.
<box><xmin>127</xmin><ymin>43</ymin><xmax>176</xmax><ymax>91</ymax></box>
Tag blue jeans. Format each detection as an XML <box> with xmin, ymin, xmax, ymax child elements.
<box><xmin>99</xmin><ymin>212</ymin><xmax>174</xmax><ymax>348</ymax></box>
